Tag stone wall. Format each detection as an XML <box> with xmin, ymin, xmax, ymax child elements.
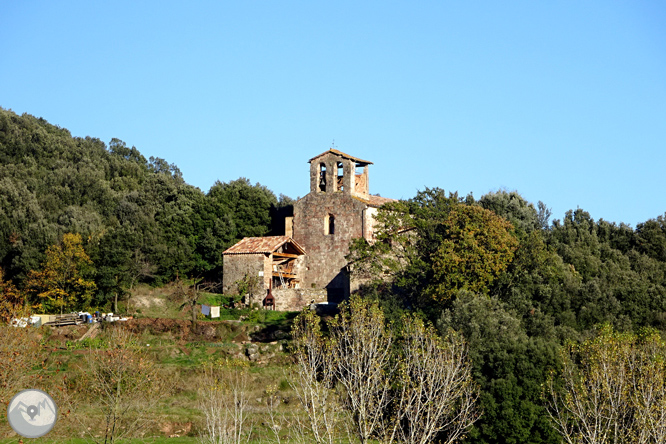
<box><xmin>222</xmin><ymin>254</ymin><xmax>269</xmax><ymax>300</ymax></box>
<box><xmin>362</xmin><ymin>207</ymin><xmax>379</xmax><ymax>242</ymax></box>
<box><xmin>354</xmin><ymin>170</ymin><xmax>369</xmax><ymax>197</ymax></box>
<box><xmin>293</xmin><ymin>191</ymin><xmax>366</xmax><ymax>302</ymax></box>
<box><xmin>309</xmin><ymin>153</ymin><xmax>356</xmax><ymax>195</ymax></box>
<box><xmin>272</xmin><ymin>288</ymin><xmax>327</xmax><ymax>311</ymax></box>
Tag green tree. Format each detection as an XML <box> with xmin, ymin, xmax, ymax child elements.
<box><xmin>25</xmin><ymin>233</ymin><xmax>96</xmax><ymax>312</ymax></box>
<box><xmin>439</xmin><ymin>291</ymin><xmax>561</xmax><ymax>444</ymax></box>
<box><xmin>349</xmin><ymin>189</ymin><xmax>518</xmax><ymax>308</ymax></box>
<box><xmin>635</xmin><ymin>214</ymin><xmax>666</xmax><ymax>262</ymax></box>
<box><xmin>428</xmin><ymin>204</ymin><xmax>519</xmax><ymax>301</ymax></box>
<box><xmin>348</xmin><ymin>188</ymin><xmax>465</xmax><ymax>310</ymax></box>
<box><xmin>193</xmin><ymin>178</ymin><xmax>278</xmax><ymax>276</ymax></box>
<box><xmin>478</xmin><ymin>190</ymin><xmax>541</xmax><ymax>235</ymax></box>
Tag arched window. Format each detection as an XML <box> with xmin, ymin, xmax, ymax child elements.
<box><xmin>319</xmin><ymin>163</ymin><xmax>326</xmax><ymax>192</ymax></box>
<box><xmin>325</xmin><ymin>214</ymin><xmax>335</xmax><ymax>235</ymax></box>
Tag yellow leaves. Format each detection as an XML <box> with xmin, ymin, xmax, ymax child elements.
<box><xmin>548</xmin><ymin>325</ymin><xmax>666</xmax><ymax>444</ymax></box>
<box><xmin>0</xmin><ymin>268</ymin><xmax>26</xmax><ymax>322</ymax></box>
<box><xmin>25</xmin><ymin>233</ymin><xmax>96</xmax><ymax>311</ymax></box>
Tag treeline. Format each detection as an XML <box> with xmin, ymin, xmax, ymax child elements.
<box><xmin>0</xmin><ymin>108</ymin><xmax>286</xmax><ymax>311</ymax></box>
<box><xmin>348</xmin><ymin>189</ymin><xmax>666</xmax><ymax>444</ymax></box>
<box><xmin>4</xmin><ymin>107</ymin><xmax>666</xmax><ymax>443</ymax></box>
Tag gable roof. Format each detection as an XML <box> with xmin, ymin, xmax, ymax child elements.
<box><xmin>223</xmin><ymin>236</ymin><xmax>306</xmax><ymax>255</ymax></box>
<box><xmin>308</xmin><ymin>149</ymin><xmax>373</xmax><ymax>165</ymax></box>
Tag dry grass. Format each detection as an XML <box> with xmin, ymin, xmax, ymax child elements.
<box><xmin>0</xmin><ymin>284</ymin><xmax>313</xmax><ymax>443</ymax></box>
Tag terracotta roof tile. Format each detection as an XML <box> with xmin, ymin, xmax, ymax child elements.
<box><xmin>353</xmin><ymin>194</ymin><xmax>398</xmax><ymax>208</ymax></box>
<box><xmin>308</xmin><ymin>149</ymin><xmax>373</xmax><ymax>165</ymax></box>
<box><xmin>223</xmin><ymin>236</ymin><xmax>306</xmax><ymax>255</ymax></box>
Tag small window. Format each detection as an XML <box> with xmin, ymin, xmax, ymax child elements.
<box><xmin>319</xmin><ymin>163</ymin><xmax>326</xmax><ymax>192</ymax></box>
<box><xmin>325</xmin><ymin>214</ymin><xmax>335</xmax><ymax>235</ymax></box>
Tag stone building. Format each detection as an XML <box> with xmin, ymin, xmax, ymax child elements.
<box><xmin>223</xmin><ymin>148</ymin><xmax>394</xmax><ymax>309</ymax></box>
<box><xmin>222</xmin><ymin>237</ymin><xmax>305</xmax><ymax>307</ymax></box>
<box><xmin>289</xmin><ymin>149</ymin><xmax>395</xmax><ymax>302</ymax></box>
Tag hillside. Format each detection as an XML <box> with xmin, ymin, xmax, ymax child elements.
<box><xmin>2</xmin><ymin>108</ymin><xmax>666</xmax><ymax>444</ymax></box>
<box><xmin>0</xmin><ymin>108</ymin><xmax>281</xmax><ymax>310</ymax></box>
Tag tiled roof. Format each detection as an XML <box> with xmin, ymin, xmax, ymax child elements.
<box><xmin>308</xmin><ymin>149</ymin><xmax>373</xmax><ymax>165</ymax></box>
<box><xmin>223</xmin><ymin>236</ymin><xmax>306</xmax><ymax>255</ymax></box>
<box><xmin>353</xmin><ymin>194</ymin><xmax>398</xmax><ymax>208</ymax></box>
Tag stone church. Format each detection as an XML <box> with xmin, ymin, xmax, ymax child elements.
<box><xmin>223</xmin><ymin>148</ymin><xmax>395</xmax><ymax>310</ymax></box>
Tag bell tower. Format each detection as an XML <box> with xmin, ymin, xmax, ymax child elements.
<box><xmin>308</xmin><ymin>149</ymin><xmax>371</xmax><ymax>198</ymax></box>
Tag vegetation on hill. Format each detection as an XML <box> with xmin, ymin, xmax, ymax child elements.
<box><xmin>349</xmin><ymin>188</ymin><xmax>666</xmax><ymax>444</ymax></box>
<box><xmin>0</xmin><ymin>108</ymin><xmax>281</xmax><ymax>312</ymax></box>
<box><xmin>2</xmin><ymin>108</ymin><xmax>666</xmax><ymax>444</ymax></box>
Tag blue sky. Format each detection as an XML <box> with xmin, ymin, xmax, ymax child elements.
<box><xmin>2</xmin><ymin>1</ymin><xmax>665</xmax><ymax>226</ymax></box>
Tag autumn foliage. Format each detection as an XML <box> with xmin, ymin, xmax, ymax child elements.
<box><xmin>547</xmin><ymin>325</ymin><xmax>666</xmax><ymax>444</ymax></box>
<box><xmin>25</xmin><ymin>233</ymin><xmax>96</xmax><ymax>312</ymax></box>
<box><xmin>0</xmin><ymin>269</ymin><xmax>25</xmax><ymax>323</ymax></box>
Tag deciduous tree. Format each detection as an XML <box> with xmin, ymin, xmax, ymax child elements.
<box><xmin>198</xmin><ymin>358</ymin><xmax>253</xmax><ymax>444</ymax></box>
<box><xmin>78</xmin><ymin>328</ymin><xmax>167</xmax><ymax>444</ymax></box>
<box><xmin>547</xmin><ymin>325</ymin><xmax>666</xmax><ymax>444</ymax></box>
<box><xmin>393</xmin><ymin>316</ymin><xmax>479</xmax><ymax>444</ymax></box>
<box><xmin>0</xmin><ymin>268</ymin><xmax>25</xmax><ymax>323</ymax></box>
<box><xmin>290</xmin><ymin>309</ymin><xmax>346</xmax><ymax>444</ymax></box>
<box><xmin>292</xmin><ymin>297</ymin><xmax>480</xmax><ymax>444</ymax></box>
<box><xmin>25</xmin><ymin>233</ymin><xmax>96</xmax><ymax>312</ymax></box>
<box><xmin>428</xmin><ymin>204</ymin><xmax>519</xmax><ymax>301</ymax></box>
<box><xmin>329</xmin><ymin>297</ymin><xmax>394</xmax><ymax>444</ymax></box>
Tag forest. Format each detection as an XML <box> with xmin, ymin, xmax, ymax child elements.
<box><xmin>2</xmin><ymin>107</ymin><xmax>666</xmax><ymax>444</ymax></box>
<box><xmin>0</xmin><ymin>107</ymin><xmax>289</xmax><ymax>314</ymax></box>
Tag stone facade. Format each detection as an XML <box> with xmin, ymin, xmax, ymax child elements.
<box><xmin>292</xmin><ymin>149</ymin><xmax>394</xmax><ymax>302</ymax></box>
<box><xmin>221</xmin><ymin>253</ymin><xmax>271</xmax><ymax>302</ymax></box>
<box><xmin>272</xmin><ymin>288</ymin><xmax>327</xmax><ymax>311</ymax></box>
<box><xmin>293</xmin><ymin>191</ymin><xmax>368</xmax><ymax>301</ymax></box>
<box><xmin>222</xmin><ymin>149</ymin><xmax>394</xmax><ymax>310</ymax></box>
<box><xmin>222</xmin><ymin>236</ymin><xmax>306</xmax><ymax>306</ymax></box>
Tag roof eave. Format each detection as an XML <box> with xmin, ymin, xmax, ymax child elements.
<box><xmin>308</xmin><ymin>149</ymin><xmax>373</xmax><ymax>165</ymax></box>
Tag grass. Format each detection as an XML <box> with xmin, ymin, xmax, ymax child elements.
<box><xmin>0</xmin><ymin>436</ymin><xmax>201</xmax><ymax>443</ymax></box>
<box><xmin>0</xmin><ymin>438</ymin><xmax>342</xmax><ymax>444</ymax></box>
<box><xmin>0</xmin><ymin>285</ymin><xmax>315</xmax><ymax>443</ymax></box>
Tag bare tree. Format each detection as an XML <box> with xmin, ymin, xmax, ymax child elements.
<box><xmin>198</xmin><ymin>358</ymin><xmax>253</xmax><ymax>444</ymax></box>
<box><xmin>289</xmin><ymin>309</ymin><xmax>347</xmax><ymax>444</ymax></box>
<box><xmin>263</xmin><ymin>384</ymin><xmax>284</xmax><ymax>444</ymax></box>
<box><xmin>124</xmin><ymin>249</ymin><xmax>157</xmax><ymax>313</ymax></box>
<box><xmin>328</xmin><ymin>296</ymin><xmax>394</xmax><ymax>444</ymax></box>
<box><xmin>175</xmin><ymin>278</ymin><xmax>221</xmax><ymax>323</ymax></box>
<box><xmin>0</xmin><ymin>325</ymin><xmax>43</xmax><ymax>406</ymax></box>
<box><xmin>546</xmin><ymin>325</ymin><xmax>666</xmax><ymax>444</ymax></box>
<box><xmin>290</xmin><ymin>297</ymin><xmax>480</xmax><ymax>444</ymax></box>
<box><xmin>79</xmin><ymin>327</ymin><xmax>167</xmax><ymax>444</ymax></box>
<box><xmin>629</xmin><ymin>330</ymin><xmax>666</xmax><ymax>444</ymax></box>
<box><xmin>392</xmin><ymin>317</ymin><xmax>479</xmax><ymax>444</ymax></box>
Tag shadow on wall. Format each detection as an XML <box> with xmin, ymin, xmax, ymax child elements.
<box><xmin>325</xmin><ymin>269</ymin><xmax>350</xmax><ymax>303</ymax></box>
